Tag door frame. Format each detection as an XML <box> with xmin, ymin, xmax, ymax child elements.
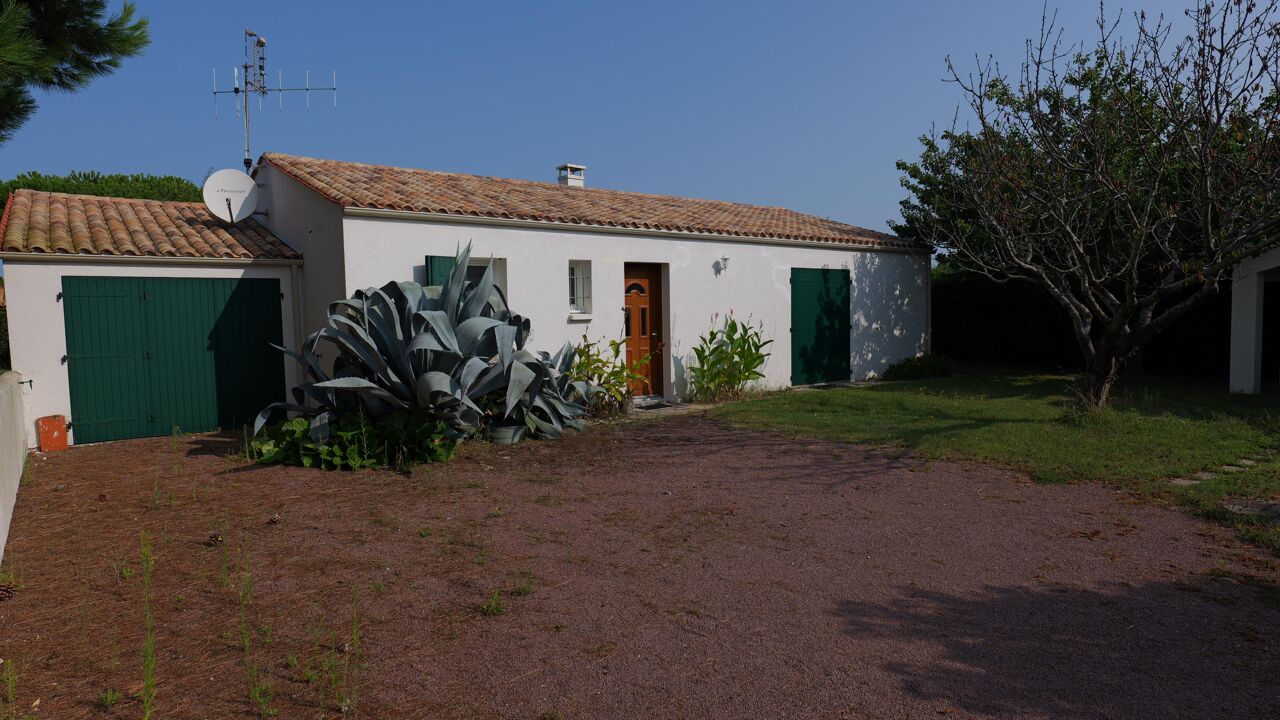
<box><xmin>623</xmin><ymin>262</ymin><xmax>666</xmax><ymax>397</ymax></box>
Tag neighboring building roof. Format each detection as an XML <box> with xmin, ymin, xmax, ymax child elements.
<box><xmin>0</xmin><ymin>189</ymin><xmax>299</xmax><ymax>261</ymax></box>
<box><xmin>261</xmin><ymin>153</ymin><xmax>918</xmax><ymax>250</ymax></box>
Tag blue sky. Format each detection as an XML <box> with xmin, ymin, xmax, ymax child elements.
<box><xmin>2</xmin><ymin>0</ymin><xmax>1192</xmax><ymax>233</ymax></box>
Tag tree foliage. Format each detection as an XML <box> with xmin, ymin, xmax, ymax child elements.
<box><xmin>894</xmin><ymin>1</ymin><xmax>1280</xmax><ymax>408</ymax></box>
<box><xmin>0</xmin><ymin>0</ymin><xmax>149</xmax><ymax>143</ymax></box>
<box><xmin>0</xmin><ymin>171</ymin><xmax>200</xmax><ymax>207</ymax></box>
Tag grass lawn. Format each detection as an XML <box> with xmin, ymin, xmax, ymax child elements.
<box><xmin>711</xmin><ymin>367</ymin><xmax>1280</xmax><ymax>553</ymax></box>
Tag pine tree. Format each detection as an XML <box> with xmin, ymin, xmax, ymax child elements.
<box><xmin>0</xmin><ymin>1</ymin><xmax>149</xmax><ymax>143</ymax></box>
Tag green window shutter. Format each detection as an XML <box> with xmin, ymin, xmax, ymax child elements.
<box><xmin>425</xmin><ymin>255</ymin><xmax>455</xmax><ymax>286</ymax></box>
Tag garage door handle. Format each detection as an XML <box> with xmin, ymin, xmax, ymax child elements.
<box><xmin>143</xmin><ymin>350</ymin><xmax>154</xmax><ymax>360</ymax></box>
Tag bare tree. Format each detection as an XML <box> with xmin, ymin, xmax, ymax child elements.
<box><xmin>895</xmin><ymin>1</ymin><xmax>1280</xmax><ymax>408</ymax></box>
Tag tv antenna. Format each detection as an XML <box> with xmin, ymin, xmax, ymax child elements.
<box><xmin>212</xmin><ymin>28</ymin><xmax>337</xmax><ymax>173</ymax></box>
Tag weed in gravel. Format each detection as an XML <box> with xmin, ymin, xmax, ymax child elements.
<box><xmin>540</xmin><ymin>712</ymin><xmax>565</xmax><ymax>720</ymax></box>
<box><xmin>479</xmin><ymin>590</ymin><xmax>506</xmax><ymax>616</ymax></box>
<box><xmin>512</xmin><ymin>571</ymin><xmax>534</xmax><ymax>596</ymax></box>
<box><xmin>321</xmin><ymin>589</ymin><xmax>362</xmax><ymax>714</ymax></box>
<box><xmin>0</xmin><ymin>556</ymin><xmax>19</xmax><ymax>590</ymax></box>
<box><xmin>234</xmin><ymin>549</ymin><xmax>277</xmax><ymax>718</ymax></box>
<box><xmin>416</xmin><ymin>527</ymin><xmax>432</xmax><ymax>538</ymax></box>
<box><xmin>112</xmin><ymin>558</ymin><xmax>134</xmax><ymax>583</ymax></box>
<box><xmin>0</xmin><ymin>658</ymin><xmax>18</xmax><ymax>720</ymax></box>
<box><xmin>139</xmin><ymin>531</ymin><xmax>157</xmax><ymax>720</ymax></box>
<box><xmin>97</xmin><ymin>687</ymin><xmax>122</xmax><ymax>710</ymax></box>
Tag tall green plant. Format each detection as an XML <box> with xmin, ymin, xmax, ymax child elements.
<box><xmin>568</xmin><ymin>335</ymin><xmax>649</xmax><ymax>416</ymax></box>
<box><xmin>687</xmin><ymin>313</ymin><xmax>772</xmax><ymax>403</ymax></box>
<box><xmin>254</xmin><ymin>244</ymin><xmax>591</xmax><ymax>453</ymax></box>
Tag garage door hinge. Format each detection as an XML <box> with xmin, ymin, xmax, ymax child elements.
<box><xmin>66</xmin><ymin>420</ymin><xmax>73</xmax><ymax>431</ymax></box>
<box><xmin>61</xmin><ymin>355</ymin><xmax>68</xmax><ymax>365</ymax></box>
<box><xmin>56</xmin><ymin>291</ymin><xmax>63</xmax><ymax>302</ymax></box>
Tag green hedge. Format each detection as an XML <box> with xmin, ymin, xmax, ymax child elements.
<box><xmin>931</xmin><ymin>262</ymin><xmax>1241</xmax><ymax>378</ymax></box>
<box><xmin>0</xmin><ymin>171</ymin><xmax>201</xmax><ymax>207</ymax></box>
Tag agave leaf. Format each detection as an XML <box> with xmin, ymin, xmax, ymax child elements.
<box><xmin>270</xmin><ymin>343</ymin><xmax>330</xmax><ymax>384</ymax></box>
<box><xmin>460</xmin><ymin>261</ymin><xmax>494</xmax><ymax>320</ymax></box>
<box><xmin>506</xmin><ymin>361</ymin><xmax>536</xmax><ymax>417</ymax></box>
<box><xmin>414</xmin><ymin>309</ymin><xmax>460</xmax><ymax>354</ymax></box>
<box><xmin>310</xmin><ymin>412</ymin><xmax>336</xmax><ymax>445</ymax></box>
<box><xmin>466</xmin><ymin>362</ymin><xmax>510</xmax><ymax>400</ymax></box>
<box><xmin>456</xmin><ymin>316</ymin><xmax>503</xmax><ymax>355</ymax></box>
<box><xmin>441</xmin><ymin>242</ymin><xmax>472</xmax><ymax>320</ymax></box>
<box><xmin>253</xmin><ymin>401</ymin><xmax>315</xmax><ymax>436</ymax></box>
<box><xmin>312</xmin><ymin>377</ymin><xmax>410</xmax><ymax>408</ymax></box>
<box><xmin>494</xmin><ymin>324</ymin><xmax>516</xmax><ymax>370</ymax></box>
<box><xmin>459</xmin><ymin>356</ymin><xmax>489</xmax><ymax>394</ymax></box>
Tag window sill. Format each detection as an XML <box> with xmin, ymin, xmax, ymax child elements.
<box><xmin>567</xmin><ymin>313</ymin><xmax>593</xmax><ymax>323</ymax></box>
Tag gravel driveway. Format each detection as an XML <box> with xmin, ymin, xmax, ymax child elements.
<box><xmin>1</xmin><ymin>415</ymin><xmax>1276</xmax><ymax>719</ymax></box>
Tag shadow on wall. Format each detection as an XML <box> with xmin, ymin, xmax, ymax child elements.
<box><xmin>848</xmin><ymin>253</ymin><xmax>928</xmax><ymax>378</ymax></box>
<box><xmin>208</xmin><ymin>279</ymin><xmax>286</xmax><ymax>433</ymax></box>
<box><xmin>833</xmin><ymin>578</ymin><xmax>1280</xmax><ymax>718</ymax></box>
<box><xmin>795</xmin><ymin>267</ymin><xmax>851</xmax><ymax>384</ymax></box>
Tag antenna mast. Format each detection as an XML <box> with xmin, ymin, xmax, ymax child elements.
<box><xmin>212</xmin><ymin>29</ymin><xmax>337</xmax><ymax>173</ymax></box>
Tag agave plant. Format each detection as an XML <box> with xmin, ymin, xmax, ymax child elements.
<box><xmin>254</xmin><ymin>244</ymin><xmax>590</xmax><ymax>445</ymax></box>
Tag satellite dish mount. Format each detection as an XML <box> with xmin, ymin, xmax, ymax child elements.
<box><xmin>202</xmin><ymin>169</ymin><xmax>260</xmax><ymax>224</ymax></box>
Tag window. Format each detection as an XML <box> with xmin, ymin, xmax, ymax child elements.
<box><xmin>465</xmin><ymin>258</ymin><xmax>507</xmax><ymax>299</ymax></box>
<box><xmin>569</xmin><ymin>260</ymin><xmax>592</xmax><ymax>314</ymax></box>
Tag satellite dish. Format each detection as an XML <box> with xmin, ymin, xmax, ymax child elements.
<box><xmin>202</xmin><ymin>169</ymin><xmax>260</xmax><ymax>224</ymax></box>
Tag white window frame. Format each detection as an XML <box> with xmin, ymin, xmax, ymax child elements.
<box><xmin>568</xmin><ymin>259</ymin><xmax>592</xmax><ymax>316</ymax></box>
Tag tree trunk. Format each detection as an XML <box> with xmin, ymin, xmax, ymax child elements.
<box><xmin>1078</xmin><ymin>352</ymin><xmax>1120</xmax><ymax>411</ymax></box>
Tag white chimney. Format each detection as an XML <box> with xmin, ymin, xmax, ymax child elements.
<box><xmin>557</xmin><ymin>163</ymin><xmax>586</xmax><ymax>188</ymax></box>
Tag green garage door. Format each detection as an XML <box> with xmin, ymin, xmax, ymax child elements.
<box><xmin>62</xmin><ymin>276</ymin><xmax>285</xmax><ymax>444</ymax></box>
<box><xmin>791</xmin><ymin>267</ymin><xmax>851</xmax><ymax>385</ymax></box>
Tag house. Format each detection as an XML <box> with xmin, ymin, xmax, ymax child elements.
<box><xmin>1229</xmin><ymin>247</ymin><xmax>1280</xmax><ymax>393</ymax></box>
<box><xmin>0</xmin><ymin>154</ymin><xmax>930</xmax><ymax>447</ymax></box>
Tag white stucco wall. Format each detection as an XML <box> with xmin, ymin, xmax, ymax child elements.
<box><xmin>256</xmin><ymin>163</ymin><xmax>346</xmax><ymax>336</ymax></box>
<box><xmin>339</xmin><ymin>214</ymin><xmax>930</xmax><ymax>397</ymax></box>
<box><xmin>1230</xmin><ymin>247</ymin><xmax>1280</xmax><ymax>393</ymax></box>
<box><xmin>4</xmin><ymin>259</ymin><xmax>300</xmax><ymax>447</ymax></box>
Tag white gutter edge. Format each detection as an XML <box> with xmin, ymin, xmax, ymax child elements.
<box><xmin>0</xmin><ymin>252</ymin><xmax>303</xmax><ymax>267</ymax></box>
<box><xmin>342</xmin><ymin>206</ymin><xmax>928</xmax><ymax>255</ymax></box>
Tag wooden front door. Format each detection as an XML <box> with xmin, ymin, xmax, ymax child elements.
<box><xmin>623</xmin><ymin>263</ymin><xmax>664</xmax><ymax>396</ymax></box>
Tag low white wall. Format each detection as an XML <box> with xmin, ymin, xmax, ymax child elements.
<box><xmin>4</xmin><ymin>259</ymin><xmax>301</xmax><ymax>447</ymax></box>
<box><xmin>341</xmin><ymin>214</ymin><xmax>931</xmax><ymax>397</ymax></box>
<box><xmin>0</xmin><ymin>372</ymin><xmax>26</xmax><ymax>564</ymax></box>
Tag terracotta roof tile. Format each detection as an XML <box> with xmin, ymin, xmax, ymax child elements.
<box><xmin>0</xmin><ymin>189</ymin><xmax>299</xmax><ymax>261</ymax></box>
<box><xmin>262</xmin><ymin>153</ymin><xmax>919</xmax><ymax>250</ymax></box>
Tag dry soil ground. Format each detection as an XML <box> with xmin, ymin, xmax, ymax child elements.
<box><xmin>0</xmin><ymin>415</ymin><xmax>1277</xmax><ymax>719</ymax></box>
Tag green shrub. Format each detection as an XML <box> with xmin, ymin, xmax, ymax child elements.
<box><xmin>253</xmin><ymin>243</ymin><xmax>592</xmax><ymax>469</ymax></box>
<box><xmin>253</xmin><ymin>410</ymin><xmax>458</xmax><ymax>470</ymax></box>
<box><xmin>881</xmin><ymin>353</ymin><xmax>955</xmax><ymax>381</ymax></box>
<box><xmin>0</xmin><ymin>171</ymin><xmax>201</xmax><ymax>207</ymax></box>
<box><xmin>687</xmin><ymin>313</ymin><xmax>772</xmax><ymax>403</ymax></box>
<box><xmin>568</xmin><ymin>335</ymin><xmax>649</xmax><ymax>416</ymax></box>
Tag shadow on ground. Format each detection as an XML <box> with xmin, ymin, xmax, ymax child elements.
<box><xmin>834</xmin><ymin>577</ymin><xmax>1280</xmax><ymax>719</ymax></box>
